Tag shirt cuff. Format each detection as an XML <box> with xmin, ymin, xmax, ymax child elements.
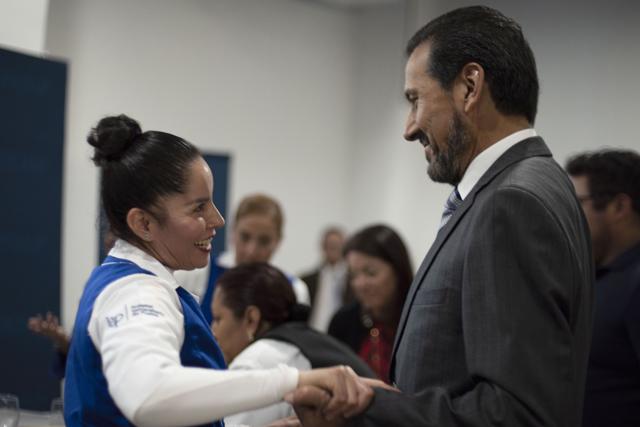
<box><xmin>277</xmin><ymin>364</ymin><xmax>299</xmax><ymax>396</ymax></box>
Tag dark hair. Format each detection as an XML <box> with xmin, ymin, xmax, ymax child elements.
<box><xmin>343</xmin><ymin>224</ymin><xmax>413</xmax><ymax>307</ymax></box>
<box><xmin>406</xmin><ymin>6</ymin><xmax>539</xmax><ymax>125</ymax></box>
<box><xmin>322</xmin><ymin>225</ymin><xmax>344</xmax><ymax>244</ymax></box>
<box><xmin>234</xmin><ymin>194</ymin><xmax>284</xmax><ymax>237</ymax></box>
<box><xmin>216</xmin><ymin>263</ymin><xmax>309</xmax><ymax>331</ymax></box>
<box><xmin>566</xmin><ymin>149</ymin><xmax>640</xmax><ymax>214</ymax></box>
<box><xmin>88</xmin><ymin>114</ymin><xmax>200</xmax><ymax>243</ymax></box>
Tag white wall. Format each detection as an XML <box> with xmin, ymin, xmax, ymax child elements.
<box><xmin>45</xmin><ymin>0</ymin><xmax>356</xmax><ymax>328</ymax></box>
<box><xmin>27</xmin><ymin>0</ymin><xmax>640</xmax><ymax>329</ymax></box>
<box><xmin>347</xmin><ymin>3</ymin><xmax>449</xmax><ymax>269</ymax></box>
<box><xmin>0</xmin><ymin>0</ymin><xmax>49</xmax><ymax>54</ymax></box>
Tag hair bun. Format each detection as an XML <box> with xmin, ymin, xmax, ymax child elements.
<box><xmin>88</xmin><ymin>114</ymin><xmax>142</xmax><ymax>166</ymax></box>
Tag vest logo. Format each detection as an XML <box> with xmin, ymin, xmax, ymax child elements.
<box><xmin>106</xmin><ymin>313</ymin><xmax>124</xmax><ymax>328</ymax></box>
<box><xmin>131</xmin><ymin>304</ymin><xmax>164</xmax><ymax>317</ymax></box>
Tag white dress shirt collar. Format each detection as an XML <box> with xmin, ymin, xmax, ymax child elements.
<box><xmin>457</xmin><ymin>128</ymin><xmax>537</xmax><ymax>200</ymax></box>
<box><xmin>109</xmin><ymin>239</ymin><xmax>179</xmax><ymax>289</ymax></box>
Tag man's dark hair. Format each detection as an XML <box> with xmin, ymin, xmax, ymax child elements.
<box><xmin>566</xmin><ymin>149</ymin><xmax>640</xmax><ymax>214</ymax></box>
<box><xmin>406</xmin><ymin>6</ymin><xmax>539</xmax><ymax>125</ymax></box>
<box><xmin>322</xmin><ymin>225</ymin><xmax>344</xmax><ymax>243</ymax></box>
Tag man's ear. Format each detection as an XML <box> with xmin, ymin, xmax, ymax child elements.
<box><xmin>126</xmin><ymin>207</ymin><xmax>154</xmax><ymax>242</ymax></box>
<box><xmin>611</xmin><ymin>193</ymin><xmax>633</xmax><ymax>219</ymax></box>
<box><xmin>454</xmin><ymin>62</ymin><xmax>484</xmax><ymax>114</ymax></box>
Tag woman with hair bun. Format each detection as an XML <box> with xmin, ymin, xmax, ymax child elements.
<box><xmin>212</xmin><ymin>262</ymin><xmax>375</xmax><ymax>426</ymax></box>
<box><xmin>64</xmin><ymin>114</ymin><xmax>373</xmax><ymax>427</ymax></box>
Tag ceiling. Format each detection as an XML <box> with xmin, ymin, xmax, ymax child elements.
<box><xmin>309</xmin><ymin>0</ymin><xmax>402</xmax><ymax>9</ymax></box>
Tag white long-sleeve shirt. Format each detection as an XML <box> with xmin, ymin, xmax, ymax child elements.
<box><xmin>87</xmin><ymin>240</ymin><xmax>299</xmax><ymax>427</ymax></box>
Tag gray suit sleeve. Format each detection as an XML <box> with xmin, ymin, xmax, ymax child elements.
<box><xmin>350</xmin><ymin>186</ymin><xmax>586</xmax><ymax>426</ymax></box>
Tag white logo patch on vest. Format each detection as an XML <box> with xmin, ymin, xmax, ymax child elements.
<box><xmin>131</xmin><ymin>304</ymin><xmax>164</xmax><ymax>317</ymax></box>
<box><xmin>105</xmin><ymin>303</ymin><xmax>164</xmax><ymax>328</ymax></box>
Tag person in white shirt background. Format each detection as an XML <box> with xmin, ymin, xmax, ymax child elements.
<box><xmin>301</xmin><ymin>227</ymin><xmax>350</xmax><ymax>333</ymax></box>
<box><xmin>63</xmin><ymin>114</ymin><xmax>374</xmax><ymax>427</ymax></box>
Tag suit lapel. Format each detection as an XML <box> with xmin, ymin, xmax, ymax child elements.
<box><xmin>389</xmin><ymin>137</ymin><xmax>552</xmax><ymax>381</ymax></box>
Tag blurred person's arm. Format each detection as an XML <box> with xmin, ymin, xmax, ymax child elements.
<box><xmin>28</xmin><ymin>312</ymin><xmax>70</xmax><ymax>353</ymax></box>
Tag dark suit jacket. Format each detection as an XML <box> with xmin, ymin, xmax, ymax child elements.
<box><xmin>301</xmin><ymin>269</ymin><xmax>321</xmax><ymax>307</ymax></box>
<box><xmin>352</xmin><ymin>137</ymin><xmax>594</xmax><ymax>426</ymax></box>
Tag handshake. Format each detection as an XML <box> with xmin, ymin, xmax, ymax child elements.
<box><xmin>268</xmin><ymin>366</ymin><xmax>397</xmax><ymax>427</ymax></box>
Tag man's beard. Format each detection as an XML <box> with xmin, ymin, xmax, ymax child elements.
<box><xmin>426</xmin><ymin>112</ymin><xmax>473</xmax><ymax>186</ymax></box>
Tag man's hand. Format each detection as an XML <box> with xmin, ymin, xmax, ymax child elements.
<box><xmin>295</xmin><ymin>366</ymin><xmax>374</xmax><ymax>423</ymax></box>
<box><xmin>287</xmin><ymin>385</ymin><xmax>344</xmax><ymax>427</ymax></box>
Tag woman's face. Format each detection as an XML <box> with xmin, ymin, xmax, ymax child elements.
<box><xmin>211</xmin><ymin>288</ymin><xmax>252</xmax><ymax>363</ymax></box>
<box><xmin>233</xmin><ymin>214</ymin><xmax>280</xmax><ymax>264</ymax></box>
<box><xmin>147</xmin><ymin>157</ymin><xmax>225</xmax><ymax>270</ymax></box>
<box><xmin>347</xmin><ymin>251</ymin><xmax>398</xmax><ymax>319</ymax></box>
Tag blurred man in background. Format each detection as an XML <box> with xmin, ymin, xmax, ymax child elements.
<box><xmin>302</xmin><ymin>227</ymin><xmax>349</xmax><ymax>332</ymax></box>
<box><xmin>567</xmin><ymin>149</ymin><xmax>640</xmax><ymax>427</ymax></box>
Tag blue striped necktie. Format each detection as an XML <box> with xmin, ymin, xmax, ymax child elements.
<box><xmin>439</xmin><ymin>187</ymin><xmax>463</xmax><ymax>230</ymax></box>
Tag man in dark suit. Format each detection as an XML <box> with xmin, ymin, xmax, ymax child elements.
<box><xmin>289</xmin><ymin>6</ymin><xmax>594</xmax><ymax>427</ymax></box>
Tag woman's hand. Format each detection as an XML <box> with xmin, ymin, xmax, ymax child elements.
<box><xmin>263</xmin><ymin>415</ymin><xmax>302</xmax><ymax>427</ymax></box>
<box><xmin>359</xmin><ymin>377</ymin><xmax>399</xmax><ymax>392</ymax></box>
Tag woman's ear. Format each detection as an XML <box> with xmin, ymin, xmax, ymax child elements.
<box><xmin>244</xmin><ymin>305</ymin><xmax>262</xmax><ymax>341</ymax></box>
<box><xmin>126</xmin><ymin>207</ymin><xmax>154</xmax><ymax>242</ymax></box>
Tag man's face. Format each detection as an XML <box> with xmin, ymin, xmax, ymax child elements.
<box><xmin>323</xmin><ymin>232</ymin><xmax>344</xmax><ymax>265</ymax></box>
<box><xmin>571</xmin><ymin>174</ymin><xmax>613</xmax><ymax>267</ymax></box>
<box><xmin>403</xmin><ymin>42</ymin><xmax>475</xmax><ymax>185</ymax></box>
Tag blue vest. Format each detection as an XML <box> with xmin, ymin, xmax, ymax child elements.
<box><xmin>64</xmin><ymin>256</ymin><xmax>226</xmax><ymax>427</ymax></box>
<box><xmin>200</xmin><ymin>259</ymin><xmax>226</xmax><ymax>325</ymax></box>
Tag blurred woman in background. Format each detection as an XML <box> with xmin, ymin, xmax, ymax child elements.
<box><xmin>176</xmin><ymin>193</ymin><xmax>309</xmax><ymax>324</ymax></box>
<box><xmin>329</xmin><ymin>224</ymin><xmax>413</xmax><ymax>383</ymax></box>
<box><xmin>212</xmin><ymin>262</ymin><xmax>375</xmax><ymax>426</ymax></box>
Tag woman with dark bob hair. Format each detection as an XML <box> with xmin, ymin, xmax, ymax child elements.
<box><xmin>63</xmin><ymin>114</ymin><xmax>372</xmax><ymax>427</ymax></box>
<box><xmin>329</xmin><ymin>224</ymin><xmax>413</xmax><ymax>382</ymax></box>
<box><xmin>212</xmin><ymin>262</ymin><xmax>375</xmax><ymax>426</ymax></box>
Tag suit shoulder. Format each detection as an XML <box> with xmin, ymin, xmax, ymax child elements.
<box><xmin>491</xmin><ymin>155</ymin><xmax>577</xmax><ymax>207</ymax></box>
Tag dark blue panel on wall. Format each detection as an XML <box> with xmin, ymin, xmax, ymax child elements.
<box><xmin>0</xmin><ymin>47</ymin><xmax>66</xmax><ymax>410</ymax></box>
